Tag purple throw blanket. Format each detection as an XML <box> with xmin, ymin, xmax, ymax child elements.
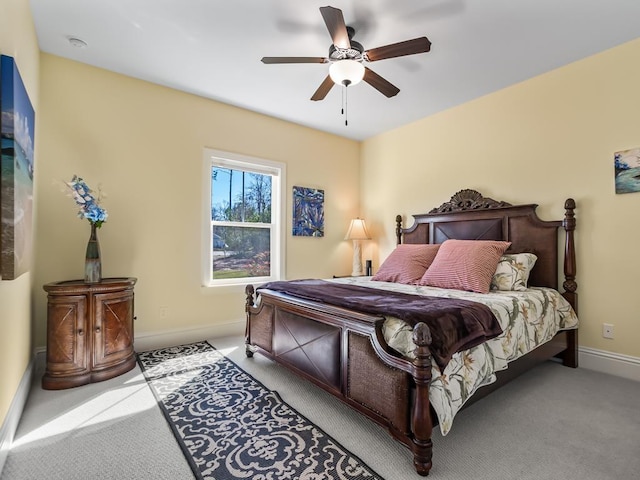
<box><xmin>259</xmin><ymin>279</ymin><xmax>503</xmax><ymax>371</ymax></box>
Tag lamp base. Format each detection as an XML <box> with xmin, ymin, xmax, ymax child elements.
<box><xmin>351</xmin><ymin>240</ymin><xmax>364</xmax><ymax>276</ymax></box>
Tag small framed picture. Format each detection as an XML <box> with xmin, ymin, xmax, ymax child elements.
<box><xmin>614</xmin><ymin>148</ymin><xmax>640</xmax><ymax>194</ymax></box>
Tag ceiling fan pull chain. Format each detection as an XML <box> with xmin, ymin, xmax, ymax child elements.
<box><xmin>345</xmin><ymin>85</ymin><xmax>349</xmax><ymax>126</ymax></box>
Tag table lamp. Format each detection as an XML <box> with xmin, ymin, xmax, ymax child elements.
<box><xmin>344</xmin><ymin>218</ymin><xmax>371</xmax><ymax>276</ymax></box>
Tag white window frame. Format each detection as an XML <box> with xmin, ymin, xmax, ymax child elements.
<box><xmin>202</xmin><ymin>148</ymin><xmax>286</xmax><ymax>287</ymax></box>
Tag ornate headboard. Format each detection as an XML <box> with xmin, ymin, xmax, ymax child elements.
<box><xmin>395</xmin><ymin>190</ymin><xmax>577</xmax><ymax>307</ymax></box>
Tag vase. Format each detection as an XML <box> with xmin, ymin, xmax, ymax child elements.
<box><xmin>85</xmin><ymin>223</ymin><xmax>102</xmax><ymax>283</ymax></box>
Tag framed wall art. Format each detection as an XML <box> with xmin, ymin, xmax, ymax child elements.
<box><xmin>292</xmin><ymin>186</ymin><xmax>324</xmax><ymax>237</ymax></box>
<box><xmin>1</xmin><ymin>55</ymin><xmax>35</xmax><ymax>280</ymax></box>
<box><xmin>614</xmin><ymin>148</ymin><xmax>640</xmax><ymax>194</ymax></box>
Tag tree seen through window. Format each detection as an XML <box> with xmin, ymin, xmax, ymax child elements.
<box><xmin>210</xmin><ymin>167</ymin><xmax>272</xmax><ymax>280</ymax></box>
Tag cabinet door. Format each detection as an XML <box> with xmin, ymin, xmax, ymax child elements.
<box><xmin>93</xmin><ymin>290</ymin><xmax>134</xmax><ymax>370</ymax></box>
<box><xmin>45</xmin><ymin>294</ymin><xmax>89</xmax><ymax>376</ymax></box>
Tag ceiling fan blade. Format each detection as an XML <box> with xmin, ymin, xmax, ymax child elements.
<box><xmin>319</xmin><ymin>6</ymin><xmax>351</xmax><ymax>49</ymax></box>
<box><xmin>363</xmin><ymin>67</ymin><xmax>400</xmax><ymax>98</ymax></box>
<box><xmin>311</xmin><ymin>75</ymin><xmax>334</xmax><ymax>101</ymax></box>
<box><xmin>261</xmin><ymin>57</ymin><xmax>328</xmax><ymax>64</ymax></box>
<box><xmin>365</xmin><ymin>37</ymin><xmax>431</xmax><ymax>62</ymax></box>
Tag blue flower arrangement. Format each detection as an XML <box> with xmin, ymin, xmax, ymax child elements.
<box><xmin>66</xmin><ymin>175</ymin><xmax>108</xmax><ymax>227</ymax></box>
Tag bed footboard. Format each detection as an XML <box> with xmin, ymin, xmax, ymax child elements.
<box><xmin>245</xmin><ymin>285</ymin><xmax>435</xmax><ymax>476</ymax></box>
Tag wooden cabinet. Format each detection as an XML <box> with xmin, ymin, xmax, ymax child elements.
<box><xmin>42</xmin><ymin>277</ymin><xmax>137</xmax><ymax>390</ymax></box>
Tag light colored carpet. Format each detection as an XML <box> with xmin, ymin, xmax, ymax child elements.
<box><xmin>2</xmin><ymin>335</ymin><xmax>639</xmax><ymax>479</ymax></box>
<box><xmin>0</xmin><ymin>362</ymin><xmax>194</xmax><ymax>480</ymax></box>
<box><xmin>219</xmin><ymin>336</ymin><xmax>640</xmax><ymax>480</ymax></box>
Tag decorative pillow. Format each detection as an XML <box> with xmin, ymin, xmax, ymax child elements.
<box><xmin>490</xmin><ymin>253</ymin><xmax>538</xmax><ymax>291</ymax></box>
<box><xmin>372</xmin><ymin>244</ymin><xmax>441</xmax><ymax>284</ymax></box>
<box><xmin>419</xmin><ymin>239</ymin><xmax>511</xmax><ymax>294</ymax></box>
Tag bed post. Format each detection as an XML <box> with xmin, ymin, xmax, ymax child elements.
<box><xmin>562</xmin><ymin>199</ymin><xmax>578</xmax><ymax>368</ymax></box>
<box><xmin>562</xmin><ymin>199</ymin><xmax>577</xmax><ymax>309</ymax></box>
<box><xmin>411</xmin><ymin>322</ymin><xmax>433</xmax><ymax>476</ymax></box>
<box><xmin>396</xmin><ymin>215</ymin><xmax>403</xmax><ymax>245</ymax></box>
<box><xmin>245</xmin><ymin>285</ymin><xmax>255</xmax><ymax>358</ymax></box>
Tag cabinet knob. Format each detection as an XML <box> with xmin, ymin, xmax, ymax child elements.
<box><xmin>95</xmin><ymin>326</ymin><xmax>101</xmax><ymax>333</ymax></box>
<box><xmin>77</xmin><ymin>329</ymin><xmax>84</xmax><ymax>336</ymax></box>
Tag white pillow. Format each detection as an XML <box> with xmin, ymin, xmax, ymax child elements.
<box><xmin>490</xmin><ymin>253</ymin><xmax>538</xmax><ymax>291</ymax></box>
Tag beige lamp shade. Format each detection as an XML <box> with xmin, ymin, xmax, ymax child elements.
<box><xmin>344</xmin><ymin>218</ymin><xmax>371</xmax><ymax>241</ymax></box>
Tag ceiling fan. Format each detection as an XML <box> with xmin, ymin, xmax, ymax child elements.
<box><xmin>261</xmin><ymin>6</ymin><xmax>431</xmax><ymax>101</ymax></box>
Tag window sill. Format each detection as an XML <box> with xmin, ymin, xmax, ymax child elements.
<box><xmin>201</xmin><ymin>279</ymin><xmax>272</xmax><ymax>294</ymax></box>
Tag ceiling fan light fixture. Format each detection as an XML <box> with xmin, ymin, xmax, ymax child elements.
<box><xmin>329</xmin><ymin>60</ymin><xmax>364</xmax><ymax>87</ymax></box>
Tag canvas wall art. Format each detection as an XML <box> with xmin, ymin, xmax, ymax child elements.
<box><xmin>292</xmin><ymin>186</ymin><xmax>324</xmax><ymax>237</ymax></box>
<box><xmin>1</xmin><ymin>55</ymin><xmax>35</xmax><ymax>280</ymax></box>
<box><xmin>614</xmin><ymin>148</ymin><xmax>640</xmax><ymax>194</ymax></box>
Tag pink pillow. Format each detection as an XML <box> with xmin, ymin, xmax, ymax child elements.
<box><xmin>419</xmin><ymin>240</ymin><xmax>511</xmax><ymax>293</ymax></box>
<box><xmin>372</xmin><ymin>244</ymin><xmax>441</xmax><ymax>284</ymax></box>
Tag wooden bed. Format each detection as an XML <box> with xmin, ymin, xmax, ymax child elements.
<box><xmin>244</xmin><ymin>189</ymin><xmax>578</xmax><ymax>476</ymax></box>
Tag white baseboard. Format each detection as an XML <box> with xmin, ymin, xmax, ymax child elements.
<box><xmin>579</xmin><ymin>346</ymin><xmax>640</xmax><ymax>382</ymax></box>
<box><xmin>133</xmin><ymin>320</ymin><xmax>245</xmax><ymax>352</ymax></box>
<box><xmin>32</xmin><ymin>321</ymin><xmax>247</xmax><ymax>357</ymax></box>
<box><xmin>0</xmin><ymin>356</ymin><xmax>34</xmax><ymax>475</ymax></box>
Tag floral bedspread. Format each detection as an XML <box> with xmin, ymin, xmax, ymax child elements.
<box><xmin>329</xmin><ymin>277</ymin><xmax>579</xmax><ymax>435</ymax></box>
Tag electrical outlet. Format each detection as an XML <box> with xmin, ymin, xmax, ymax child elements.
<box><xmin>159</xmin><ymin>306</ymin><xmax>169</xmax><ymax>319</ymax></box>
<box><xmin>602</xmin><ymin>323</ymin><xmax>614</xmax><ymax>339</ymax></box>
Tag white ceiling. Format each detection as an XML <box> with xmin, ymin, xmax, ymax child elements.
<box><xmin>29</xmin><ymin>0</ymin><xmax>640</xmax><ymax>141</ymax></box>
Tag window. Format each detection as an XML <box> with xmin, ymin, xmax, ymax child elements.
<box><xmin>202</xmin><ymin>149</ymin><xmax>285</xmax><ymax>286</ymax></box>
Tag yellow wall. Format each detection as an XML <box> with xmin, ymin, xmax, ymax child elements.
<box><xmin>0</xmin><ymin>0</ymin><xmax>39</xmax><ymax>427</ymax></box>
<box><xmin>4</xmin><ymin>1</ymin><xmax>639</xmax><ymax>432</ymax></box>
<box><xmin>362</xmin><ymin>38</ymin><xmax>640</xmax><ymax>359</ymax></box>
<box><xmin>34</xmin><ymin>54</ymin><xmax>360</xmax><ymax>348</ymax></box>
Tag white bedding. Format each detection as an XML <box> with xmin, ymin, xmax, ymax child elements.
<box><xmin>328</xmin><ymin>276</ymin><xmax>579</xmax><ymax>435</ymax></box>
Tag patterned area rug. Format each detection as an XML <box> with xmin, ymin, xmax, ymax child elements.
<box><xmin>137</xmin><ymin>341</ymin><xmax>382</xmax><ymax>480</ymax></box>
